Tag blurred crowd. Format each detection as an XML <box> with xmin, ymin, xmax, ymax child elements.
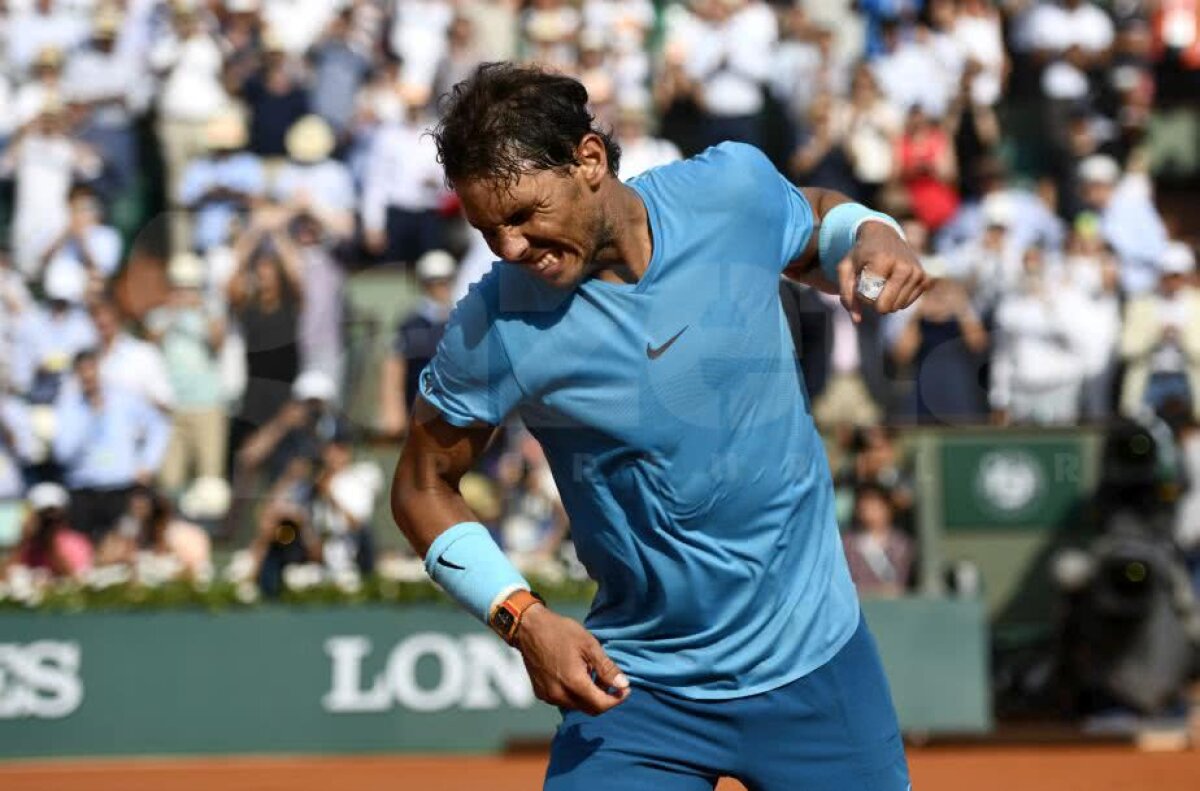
<box><xmin>1</xmin><ymin>0</ymin><xmax>1200</xmax><ymax>600</ymax></box>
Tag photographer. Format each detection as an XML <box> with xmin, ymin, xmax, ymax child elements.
<box><xmin>249</xmin><ymin>499</ymin><xmax>322</xmax><ymax>598</ymax></box>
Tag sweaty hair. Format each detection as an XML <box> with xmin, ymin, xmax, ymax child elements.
<box><xmin>433</xmin><ymin>62</ymin><xmax>621</xmax><ymax>185</ymax></box>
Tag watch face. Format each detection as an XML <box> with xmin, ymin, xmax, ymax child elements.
<box><xmin>493</xmin><ymin>608</ymin><xmax>516</xmax><ymax>634</ymax></box>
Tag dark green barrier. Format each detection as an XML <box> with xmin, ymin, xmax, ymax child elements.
<box><xmin>0</xmin><ymin>599</ymin><xmax>989</xmax><ymax>758</ymax></box>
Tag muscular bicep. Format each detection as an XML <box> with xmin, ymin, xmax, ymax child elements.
<box><xmin>390</xmin><ymin>397</ymin><xmax>498</xmax><ymax>557</ymax></box>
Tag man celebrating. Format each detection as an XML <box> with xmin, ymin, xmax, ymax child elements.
<box><xmin>391</xmin><ymin>64</ymin><xmax>927</xmax><ymax>791</ymax></box>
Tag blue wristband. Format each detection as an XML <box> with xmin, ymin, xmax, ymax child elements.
<box><xmin>817</xmin><ymin>203</ymin><xmax>904</xmax><ymax>284</ymax></box>
<box><xmin>424</xmin><ymin>522</ymin><xmax>530</xmax><ymax>623</ymax></box>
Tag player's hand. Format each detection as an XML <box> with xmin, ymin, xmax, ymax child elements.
<box><xmin>840</xmin><ymin>222</ymin><xmax>930</xmax><ymax>323</ymax></box>
<box><xmin>515</xmin><ymin>604</ymin><xmax>631</xmax><ymax>716</ymax></box>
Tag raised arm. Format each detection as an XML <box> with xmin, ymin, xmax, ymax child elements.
<box><xmin>784</xmin><ymin>187</ymin><xmax>928</xmax><ymax>322</ymax></box>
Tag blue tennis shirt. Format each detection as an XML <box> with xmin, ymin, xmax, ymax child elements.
<box><xmin>421</xmin><ymin>142</ymin><xmax>860</xmax><ymax>699</ymax></box>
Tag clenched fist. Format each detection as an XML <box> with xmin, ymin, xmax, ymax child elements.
<box><xmin>515</xmin><ymin>604</ymin><xmax>630</xmax><ymax>716</ymax></box>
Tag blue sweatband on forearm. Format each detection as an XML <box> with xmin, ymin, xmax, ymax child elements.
<box><xmin>817</xmin><ymin>202</ymin><xmax>905</xmax><ymax>283</ymax></box>
<box><xmin>424</xmin><ymin>522</ymin><xmax>530</xmax><ymax>623</ymax></box>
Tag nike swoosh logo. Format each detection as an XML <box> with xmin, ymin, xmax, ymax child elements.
<box><xmin>436</xmin><ymin>557</ymin><xmax>466</xmax><ymax>571</ymax></box>
<box><xmin>646</xmin><ymin>325</ymin><xmax>688</xmax><ymax>359</ymax></box>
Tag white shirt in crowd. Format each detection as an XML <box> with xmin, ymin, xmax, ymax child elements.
<box><xmin>149</xmin><ymin>30</ymin><xmax>228</xmax><ymax>122</ymax></box>
<box><xmin>43</xmin><ymin>224</ymin><xmax>123</xmax><ymax>282</ymax></box>
<box><xmin>360</xmin><ymin>118</ymin><xmax>445</xmax><ymax>232</ymax></box>
<box><xmin>873</xmin><ymin>37</ymin><xmax>949</xmax><ymax>118</ymax></box>
<box><xmin>674</xmin><ymin>0</ymin><xmax>777</xmax><ymax>117</ymax></box>
<box><xmin>100</xmin><ymin>332</ymin><xmax>175</xmax><ymax>411</ymax></box>
<box><xmin>64</xmin><ymin>44</ymin><xmax>153</xmax><ymax>128</ymax></box>
<box><xmin>990</xmin><ymin>278</ymin><xmax>1090</xmax><ymax>421</ymax></box>
<box><xmin>5</xmin><ymin>7</ymin><xmax>88</xmax><ymax>76</ymax></box>
<box><xmin>390</xmin><ymin>0</ymin><xmax>455</xmax><ymax>94</ymax></box>
<box><xmin>1020</xmin><ymin>0</ymin><xmax>1114</xmax><ymax>100</ymax></box>
<box><xmin>1</xmin><ymin>133</ymin><xmax>102</xmax><ymax>276</ymax></box>
<box><xmin>262</xmin><ymin>0</ymin><xmax>339</xmax><ymax>55</ymax></box>
<box><xmin>953</xmin><ymin>7</ymin><xmax>1006</xmax><ymax>106</ymax></box>
<box><xmin>618</xmin><ymin>135</ymin><xmax>682</xmax><ymax>182</ymax></box>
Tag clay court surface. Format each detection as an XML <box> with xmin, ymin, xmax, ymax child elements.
<box><xmin>2</xmin><ymin>747</ymin><xmax>1198</xmax><ymax>791</ymax></box>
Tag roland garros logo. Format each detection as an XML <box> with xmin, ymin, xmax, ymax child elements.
<box><xmin>974</xmin><ymin>449</ymin><xmax>1046</xmax><ymax>517</ymax></box>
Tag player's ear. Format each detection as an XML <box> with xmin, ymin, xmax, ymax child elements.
<box><xmin>574</xmin><ymin>134</ymin><xmax>609</xmax><ymax>190</ymax></box>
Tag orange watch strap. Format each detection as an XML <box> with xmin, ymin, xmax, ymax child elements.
<box><xmin>494</xmin><ymin>590</ymin><xmax>544</xmax><ymax>645</ymax></box>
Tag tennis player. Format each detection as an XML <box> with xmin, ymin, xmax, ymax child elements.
<box><xmin>391</xmin><ymin>63</ymin><xmax>928</xmax><ymax>791</ymax></box>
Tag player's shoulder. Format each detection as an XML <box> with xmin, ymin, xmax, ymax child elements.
<box><xmin>631</xmin><ymin>142</ymin><xmax>785</xmax><ymax>216</ymax></box>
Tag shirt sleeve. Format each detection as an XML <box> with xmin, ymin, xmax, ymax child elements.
<box><xmin>419</xmin><ymin>276</ymin><xmax>525</xmax><ymax>427</ymax></box>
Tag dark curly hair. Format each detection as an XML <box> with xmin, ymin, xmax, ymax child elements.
<box><xmin>432</xmin><ymin>63</ymin><xmax>621</xmax><ymax>186</ymax></box>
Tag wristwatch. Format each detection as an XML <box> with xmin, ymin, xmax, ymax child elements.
<box><xmin>490</xmin><ymin>589</ymin><xmax>545</xmax><ymax>646</ymax></box>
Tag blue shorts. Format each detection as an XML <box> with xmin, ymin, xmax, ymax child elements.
<box><xmin>545</xmin><ymin>615</ymin><xmax>910</xmax><ymax>791</ymax></box>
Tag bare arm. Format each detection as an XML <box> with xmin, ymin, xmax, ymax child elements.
<box><xmin>378</xmin><ymin>354</ymin><xmax>409</xmax><ymax>438</ymax></box>
<box><xmin>390</xmin><ymin>397</ymin><xmax>495</xmax><ymax>555</ymax></box>
<box><xmin>784</xmin><ymin>187</ymin><xmax>930</xmax><ymax>322</ymax></box>
<box><xmin>391</xmin><ymin>398</ymin><xmax>629</xmax><ymax>716</ymax></box>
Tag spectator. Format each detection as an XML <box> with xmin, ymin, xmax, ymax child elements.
<box><xmin>311</xmin><ymin>429</ymin><xmax>381</xmax><ymax>577</ymax></box>
<box><xmin>990</xmin><ymin>245</ymin><xmax>1090</xmax><ymax>425</ymax></box>
<box><xmin>242</xmin><ymin>33</ymin><xmax>310</xmax><ymax>162</ymax></box>
<box><xmin>521</xmin><ymin>0</ymin><xmax>581</xmax><ymax>70</ymax></box>
<box><xmin>841</xmin><ymin>483</ymin><xmax>914</xmax><ymax>597</ymax></box>
<box><xmin>1018</xmin><ymin>0</ymin><xmax>1114</xmax><ymax>135</ymax></box>
<box><xmin>62</xmin><ymin>6</ymin><xmax>149</xmax><ymax>199</ymax></box>
<box><xmin>842</xmin><ymin>64</ymin><xmax>901</xmax><ymax>206</ymax></box>
<box><xmin>811</xmin><ymin>287</ymin><xmax>883</xmax><ymax>429</ymax></box>
<box><xmin>90</xmin><ymin>298</ymin><xmax>174</xmax><ymax>413</ymax></box>
<box><xmin>433</xmin><ymin>15</ymin><xmax>486</xmax><ymax>106</ymax></box>
<box><xmin>149</xmin><ymin>2</ymin><xmax>230</xmax><ymax>247</ymax></box>
<box><xmin>9</xmin><ymin>483</ymin><xmax>92</xmax><ymax>581</ymax></box>
<box><xmin>1119</xmin><ymin>242</ymin><xmax>1200</xmax><ymax>421</ymax></box>
<box><xmin>615</xmin><ymin>102</ymin><xmax>682</xmax><ymax>182</ymax></box>
<box><xmin>361</xmin><ymin>95</ymin><xmax>448</xmax><ymax>265</ymax></box>
<box><xmin>790</xmin><ymin>93</ymin><xmax>861</xmax><ymax>200</ymax></box>
<box><xmin>236</xmin><ymin>369</ymin><xmax>346</xmax><ymax>489</ymax></box>
<box><xmin>38</xmin><ymin>185</ymin><xmax>123</xmax><ymax>295</ymax></box>
<box><xmin>148</xmin><ymin>253</ymin><xmax>229</xmax><ymax>493</ymax></box>
<box><xmin>53</xmin><ymin>349</ymin><xmax>171</xmax><ymax>542</ymax></box>
<box><xmin>6</xmin><ymin>0</ymin><xmax>88</xmax><ymax>78</ymax></box>
<box><xmin>1077</xmin><ymin>154</ymin><xmax>1169</xmax><ymax>297</ymax></box>
<box><xmin>289</xmin><ymin>199</ymin><xmax>349</xmax><ymax>389</ymax></box>
<box><xmin>498</xmin><ymin>429</ymin><xmax>569</xmax><ymax>563</ymax></box>
<box><xmin>250</xmin><ymin>498</ymin><xmax>320</xmax><ymax>597</ymax></box>
<box><xmin>894</xmin><ymin>104</ymin><xmax>959</xmax><ymax>232</ymax></box>
<box><xmin>871</xmin><ymin>19</ymin><xmax>947</xmax><ymax>118</ymax></box>
<box><xmin>462</xmin><ymin>0</ymin><xmax>520</xmax><ymax>64</ymax></box>
<box><xmin>274</xmin><ymin>115</ymin><xmax>355</xmax><ymax>240</ymax></box>
<box><xmin>307</xmin><ymin>9</ymin><xmax>373</xmax><ymax>140</ymax></box>
<box><xmin>13</xmin><ymin>45</ymin><xmax>67</xmax><ymax>130</ymax></box>
<box><xmin>0</xmin><ymin>248</ymin><xmax>32</xmax><ymax>389</ymax></box>
<box><xmin>1063</xmin><ymin>216</ymin><xmax>1122</xmax><ymax>419</ymax></box>
<box><xmin>0</xmin><ymin>99</ymin><xmax>102</xmax><ymax>277</ymax></box>
<box><xmin>379</xmin><ymin>250</ymin><xmax>456</xmax><ymax>438</ymax></box>
<box><xmin>0</xmin><ymin>394</ymin><xmax>36</xmax><ymax>500</ymax></box>
<box><xmin>96</xmin><ymin>486</ymin><xmax>212</xmax><ymax>581</ymax></box>
<box><xmin>889</xmin><ymin>261</ymin><xmax>989</xmax><ymax>424</ymax></box>
<box><xmin>179</xmin><ymin>109</ymin><xmax>265</xmax><ymax>253</ymax></box>
<box><xmin>11</xmin><ymin>265</ymin><xmax>97</xmax><ymax>403</ymax></box>
<box><xmin>673</xmin><ymin>0</ymin><xmax>777</xmax><ymax>151</ymax></box>
<box><xmin>226</xmin><ymin>208</ymin><xmax>305</xmax><ymax>458</ymax></box>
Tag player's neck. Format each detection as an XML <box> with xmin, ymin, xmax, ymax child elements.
<box><xmin>589</xmin><ymin>182</ymin><xmax>654</xmax><ymax>286</ymax></box>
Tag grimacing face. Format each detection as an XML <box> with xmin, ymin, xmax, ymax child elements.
<box><xmin>453</xmin><ymin>137</ymin><xmax>611</xmax><ymax>289</ymax></box>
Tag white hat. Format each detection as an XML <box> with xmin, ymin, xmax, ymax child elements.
<box><xmin>43</xmin><ymin>261</ymin><xmax>87</xmax><ymax>303</ymax></box>
<box><xmin>285</xmin><ymin>115</ymin><xmax>335</xmax><ymax>163</ymax></box>
<box><xmin>1078</xmin><ymin>155</ymin><xmax>1120</xmax><ymax>185</ymax></box>
<box><xmin>226</xmin><ymin>0</ymin><xmax>260</xmax><ymax>12</ymax></box>
<box><xmin>1160</xmin><ymin>242</ymin><xmax>1195</xmax><ymax>276</ymax></box>
<box><xmin>27</xmin><ymin>482</ymin><xmax>69</xmax><ymax>511</ymax></box>
<box><xmin>292</xmin><ymin>369</ymin><xmax>337</xmax><ymax>402</ymax></box>
<box><xmin>981</xmin><ymin>193</ymin><xmax>1014</xmax><ymax>228</ymax></box>
<box><xmin>168</xmin><ymin>252</ymin><xmax>206</xmax><ymax>288</ymax></box>
<box><xmin>416</xmin><ymin>250</ymin><xmax>456</xmax><ymax>282</ymax></box>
